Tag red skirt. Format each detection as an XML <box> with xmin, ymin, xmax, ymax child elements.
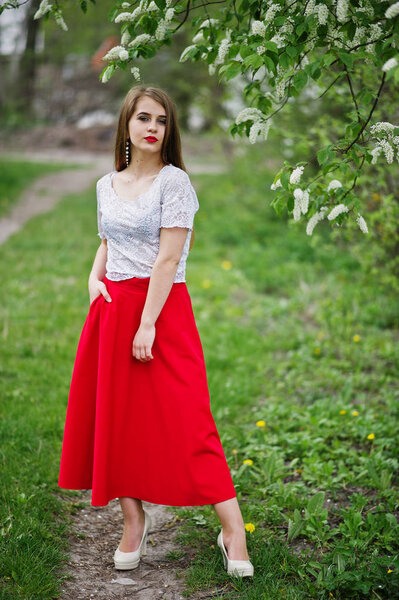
<box><xmin>58</xmin><ymin>274</ymin><xmax>237</xmax><ymax>507</ymax></box>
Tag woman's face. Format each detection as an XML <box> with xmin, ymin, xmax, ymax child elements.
<box><xmin>127</xmin><ymin>96</ymin><xmax>167</xmax><ymax>160</ymax></box>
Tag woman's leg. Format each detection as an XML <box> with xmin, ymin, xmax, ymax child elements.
<box><xmin>118</xmin><ymin>497</ymin><xmax>146</xmax><ymax>552</ymax></box>
<box><xmin>212</xmin><ymin>497</ymin><xmax>250</xmax><ymax>560</ymax></box>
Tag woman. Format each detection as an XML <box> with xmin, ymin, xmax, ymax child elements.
<box><xmin>58</xmin><ymin>85</ymin><xmax>254</xmax><ymax>578</ymax></box>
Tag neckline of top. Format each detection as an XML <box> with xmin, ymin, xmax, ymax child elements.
<box><xmin>109</xmin><ymin>164</ymin><xmax>172</xmax><ymax>203</ymax></box>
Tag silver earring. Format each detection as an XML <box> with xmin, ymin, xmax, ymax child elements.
<box><xmin>125</xmin><ymin>140</ymin><xmax>130</xmax><ymax>166</ymax></box>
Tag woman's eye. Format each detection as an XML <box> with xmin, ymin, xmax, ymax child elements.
<box><xmin>138</xmin><ymin>116</ymin><xmax>166</xmax><ymax>124</ymax></box>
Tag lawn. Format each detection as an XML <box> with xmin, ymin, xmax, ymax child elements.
<box><xmin>0</xmin><ymin>142</ymin><xmax>398</xmax><ymax>599</ymax></box>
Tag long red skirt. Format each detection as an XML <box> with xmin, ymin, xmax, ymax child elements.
<box><xmin>58</xmin><ymin>274</ymin><xmax>237</xmax><ymax>507</ymax></box>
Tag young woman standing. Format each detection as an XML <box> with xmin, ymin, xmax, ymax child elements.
<box><xmin>58</xmin><ymin>85</ymin><xmax>254</xmax><ymax>578</ymax></box>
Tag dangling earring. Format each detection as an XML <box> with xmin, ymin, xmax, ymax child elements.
<box><xmin>125</xmin><ymin>139</ymin><xmax>130</xmax><ymax>166</ymax></box>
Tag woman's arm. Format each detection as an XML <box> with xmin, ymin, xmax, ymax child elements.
<box><xmin>132</xmin><ymin>227</ymin><xmax>189</xmax><ymax>362</ymax></box>
<box><xmin>88</xmin><ymin>239</ymin><xmax>112</xmax><ymax>303</ymax></box>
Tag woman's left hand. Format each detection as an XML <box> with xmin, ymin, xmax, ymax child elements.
<box><xmin>132</xmin><ymin>323</ymin><xmax>155</xmax><ymax>361</ymax></box>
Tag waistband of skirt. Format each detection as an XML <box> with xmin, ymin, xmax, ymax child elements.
<box><xmin>103</xmin><ymin>274</ymin><xmax>186</xmax><ymax>292</ymax></box>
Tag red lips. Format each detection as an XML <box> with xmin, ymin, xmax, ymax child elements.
<box><xmin>145</xmin><ymin>136</ymin><xmax>158</xmax><ymax>142</ymax></box>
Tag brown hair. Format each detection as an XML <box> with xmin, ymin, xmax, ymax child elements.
<box><xmin>114</xmin><ymin>85</ymin><xmax>195</xmax><ymax>251</ymax></box>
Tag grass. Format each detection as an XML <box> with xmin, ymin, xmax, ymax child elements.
<box><xmin>0</xmin><ymin>140</ymin><xmax>398</xmax><ymax>599</ymax></box>
<box><xmin>0</xmin><ymin>158</ymin><xmax>80</xmax><ymax>218</ymax></box>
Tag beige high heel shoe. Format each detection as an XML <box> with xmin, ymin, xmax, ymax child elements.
<box><xmin>113</xmin><ymin>509</ymin><xmax>152</xmax><ymax>570</ymax></box>
<box><xmin>217</xmin><ymin>528</ymin><xmax>254</xmax><ymax>577</ymax></box>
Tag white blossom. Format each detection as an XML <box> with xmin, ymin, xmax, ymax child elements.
<box><xmin>293</xmin><ymin>197</ymin><xmax>302</xmax><ymax>221</ymax></box>
<box><xmin>118</xmin><ymin>49</ymin><xmax>129</xmax><ymax>61</ymax></box>
<box><xmin>129</xmin><ymin>33</ymin><xmax>153</xmax><ymax>47</ymax></box>
<box><xmin>301</xmin><ymin>189</ymin><xmax>309</xmax><ymax>214</ymax></box>
<box><xmin>208</xmin><ymin>63</ymin><xmax>216</xmax><ymax>75</ymax></box>
<box><xmin>103</xmin><ymin>45</ymin><xmax>126</xmax><ymax>61</ymax></box>
<box><xmin>192</xmin><ymin>31</ymin><xmax>205</xmax><ymax>44</ymax></box>
<box><xmin>265</xmin><ymin>4</ymin><xmax>280</xmax><ymax>22</ymax></box>
<box><xmin>304</xmin><ymin>0</ymin><xmax>316</xmax><ymax>16</ymax></box>
<box><xmin>327</xmin><ymin>179</ymin><xmax>342</xmax><ymax>192</ymax></box>
<box><xmin>165</xmin><ymin>8</ymin><xmax>175</xmax><ymax>21</ymax></box>
<box><xmin>293</xmin><ymin>188</ymin><xmax>303</xmax><ymax>221</ymax></box>
<box><xmin>289</xmin><ymin>165</ymin><xmax>304</xmax><ymax>184</ymax></box>
<box><xmin>257</xmin><ymin>45</ymin><xmax>265</xmax><ymax>55</ymax></box>
<box><xmin>199</xmin><ymin>18</ymin><xmax>218</xmax><ymax>29</ymax></box>
<box><xmin>34</xmin><ymin>0</ymin><xmax>52</xmax><ymax>19</ymax></box>
<box><xmin>147</xmin><ymin>1</ymin><xmax>158</xmax><ymax>10</ymax></box>
<box><xmin>271</xmin><ymin>178</ymin><xmax>282</xmax><ymax>190</ymax></box>
<box><xmin>101</xmin><ymin>66</ymin><xmax>114</xmax><ymax>83</ymax></box>
<box><xmin>121</xmin><ymin>2</ymin><xmax>131</xmax><ymax>7</ymax></box>
<box><xmin>355</xmin><ymin>213</ymin><xmax>368</xmax><ymax>233</ymax></box>
<box><xmin>131</xmin><ymin>66</ymin><xmax>141</xmax><ymax>81</ymax></box>
<box><xmin>121</xmin><ymin>30</ymin><xmax>132</xmax><ymax>45</ymax></box>
<box><xmin>179</xmin><ymin>44</ymin><xmax>197</xmax><ymax>62</ymax></box>
<box><xmin>155</xmin><ymin>20</ymin><xmax>168</xmax><ymax>41</ymax></box>
<box><xmin>251</xmin><ymin>20</ymin><xmax>266</xmax><ymax>36</ymax></box>
<box><xmin>327</xmin><ymin>203</ymin><xmax>349</xmax><ymax>220</ymax></box>
<box><xmin>380</xmin><ymin>140</ymin><xmax>394</xmax><ymax>163</ymax></box>
<box><xmin>260</xmin><ymin>120</ymin><xmax>271</xmax><ymax>141</ymax></box>
<box><xmin>249</xmin><ymin>121</ymin><xmax>262</xmax><ymax>143</ymax></box>
<box><xmin>115</xmin><ymin>12</ymin><xmax>135</xmax><ymax>23</ymax></box>
<box><xmin>215</xmin><ymin>38</ymin><xmax>230</xmax><ymax>64</ymax></box>
<box><xmin>336</xmin><ymin>0</ymin><xmax>349</xmax><ymax>22</ymax></box>
<box><xmin>235</xmin><ymin>107</ymin><xmax>264</xmax><ymax>124</ymax></box>
<box><xmin>382</xmin><ymin>57</ymin><xmax>398</xmax><ymax>72</ymax></box>
<box><xmin>370</xmin><ymin>121</ymin><xmax>396</xmax><ymax>135</ymax></box>
<box><xmin>317</xmin><ymin>4</ymin><xmax>329</xmax><ymax>25</ymax></box>
<box><xmin>54</xmin><ymin>9</ymin><xmax>68</xmax><ymax>31</ymax></box>
<box><xmin>370</xmin><ymin>146</ymin><xmax>383</xmax><ymax>164</ymax></box>
<box><xmin>306</xmin><ymin>206</ymin><xmax>329</xmax><ymax>235</ymax></box>
<box><xmin>385</xmin><ymin>2</ymin><xmax>399</xmax><ymax>18</ymax></box>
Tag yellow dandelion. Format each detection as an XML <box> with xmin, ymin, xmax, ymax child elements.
<box><xmin>353</xmin><ymin>334</ymin><xmax>361</xmax><ymax>342</ymax></box>
<box><xmin>352</xmin><ymin>410</ymin><xmax>359</xmax><ymax>416</ymax></box>
<box><xmin>256</xmin><ymin>420</ymin><xmax>266</xmax><ymax>427</ymax></box>
<box><xmin>232</xmin><ymin>449</ymin><xmax>238</xmax><ymax>454</ymax></box>
<box><xmin>221</xmin><ymin>260</ymin><xmax>232</xmax><ymax>270</ymax></box>
<box><xmin>243</xmin><ymin>459</ymin><xmax>253</xmax><ymax>466</ymax></box>
<box><xmin>387</xmin><ymin>569</ymin><xmax>393</xmax><ymax>573</ymax></box>
<box><xmin>201</xmin><ymin>279</ymin><xmax>211</xmax><ymax>289</ymax></box>
<box><xmin>317</xmin><ymin>332</ymin><xmax>324</xmax><ymax>340</ymax></box>
<box><xmin>245</xmin><ymin>522</ymin><xmax>255</xmax><ymax>533</ymax></box>
<box><xmin>367</xmin><ymin>433</ymin><xmax>375</xmax><ymax>440</ymax></box>
<box><xmin>339</xmin><ymin>410</ymin><xmax>347</xmax><ymax>415</ymax></box>
<box><xmin>314</xmin><ymin>347</ymin><xmax>321</xmax><ymax>354</ymax></box>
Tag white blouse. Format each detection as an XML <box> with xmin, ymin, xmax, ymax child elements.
<box><xmin>96</xmin><ymin>164</ymin><xmax>200</xmax><ymax>283</ymax></box>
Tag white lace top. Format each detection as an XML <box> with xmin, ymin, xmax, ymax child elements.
<box><xmin>96</xmin><ymin>164</ymin><xmax>199</xmax><ymax>283</ymax></box>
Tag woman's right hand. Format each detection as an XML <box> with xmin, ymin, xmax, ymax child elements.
<box><xmin>88</xmin><ymin>278</ymin><xmax>112</xmax><ymax>305</ymax></box>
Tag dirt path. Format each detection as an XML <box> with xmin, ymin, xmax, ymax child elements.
<box><xmin>1</xmin><ymin>148</ymin><xmax>227</xmax><ymax>600</ymax></box>
<box><xmin>57</xmin><ymin>491</ymin><xmax>193</xmax><ymax>600</ymax></box>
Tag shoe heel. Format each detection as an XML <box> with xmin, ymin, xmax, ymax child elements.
<box><xmin>141</xmin><ymin>535</ymin><xmax>147</xmax><ymax>556</ymax></box>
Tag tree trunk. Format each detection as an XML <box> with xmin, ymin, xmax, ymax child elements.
<box><xmin>15</xmin><ymin>0</ymin><xmax>42</xmax><ymax>117</ymax></box>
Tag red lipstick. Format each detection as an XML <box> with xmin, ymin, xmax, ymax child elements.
<box><xmin>145</xmin><ymin>136</ymin><xmax>158</xmax><ymax>142</ymax></box>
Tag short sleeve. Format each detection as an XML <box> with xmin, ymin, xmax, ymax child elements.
<box><xmin>96</xmin><ymin>181</ymin><xmax>105</xmax><ymax>240</ymax></box>
<box><xmin>160</xmin><ymin>169</ymin><xmax>199</xmax><ymax>231</ymax></box>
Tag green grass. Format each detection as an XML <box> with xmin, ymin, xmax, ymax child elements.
<box><xmin>0</xmin><ymin>143</ymin><xmax>398</xmax><ymax>599</ymax></box>
<box><xmin>0</xmin><ymin>158</ymin><xmax>81</xmax><ymax>218</ymax></box>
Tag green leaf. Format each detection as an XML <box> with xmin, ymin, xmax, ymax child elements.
<box><xmin>337</xmin><ymin>51</ymin><xmax>354</xmax><ymax>69</ymax></box>
<box><xmin>287</xmin><ymin>515</ymin><xmax>305</xmax><ymax>541</ymax></box>
<box><xmin>307</xmin><ymin>491</ymin><xmax>325</xmax><ymax>516</ymax></box>
<box><xmin>293</xmin><ymin>70</ymin><xmax>308</xmax><ymax>90</ymax></box>
<box><xmin>243</xmin><ymin>54</ymin><xmax>264</xmax><ymax>69</ymax></box>
<box><xmin>220</xmin><ymin>61</ymin><xmax>242</xmax><ymax>81</ymax></box>
<box><xmin>286</xmin><ymin>46</ymin><xmax>298</xmax><ymax>58</ymax></box>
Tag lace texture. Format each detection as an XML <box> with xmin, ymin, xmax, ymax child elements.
<box><xmin>96</xmin><ymin>164</ymin><xmax>199</xmax><ymax>283</ymax></box>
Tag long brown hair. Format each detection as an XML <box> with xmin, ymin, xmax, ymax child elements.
<box><xmin>114</xmin><ymin>85</ymin><xmax>195</xmax><ymax>251</ymax></box>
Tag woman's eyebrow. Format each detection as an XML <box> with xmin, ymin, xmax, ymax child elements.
<box><xmin>137</xmin><ymin>111</ymin><xmax>167</xmax><ymax>118</ymax></box>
